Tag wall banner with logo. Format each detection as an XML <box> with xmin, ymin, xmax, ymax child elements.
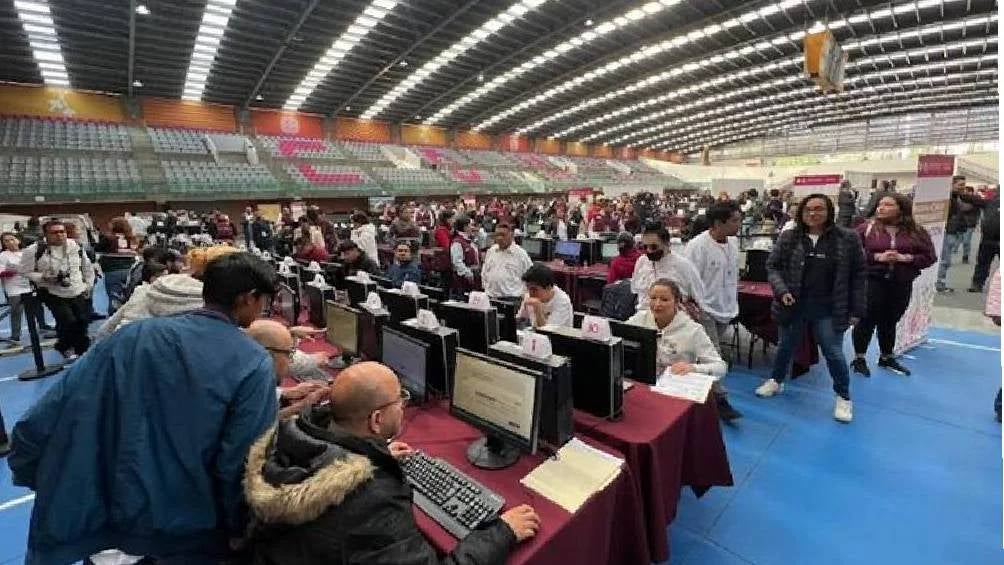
<box><xmin>895</xmin><ymin>154</ymin><xmax>954</xmax><ymax>354</ymax></box>
<box><xmin>792</xmin><ymin>174</ymin><xmax>843</xmax><ymax>200</ymax></box>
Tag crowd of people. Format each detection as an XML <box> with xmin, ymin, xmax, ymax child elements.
<box><xmin>0</xmin><ymin>174</ymin><xmax>999</xmax><ymax>563</ymax></box>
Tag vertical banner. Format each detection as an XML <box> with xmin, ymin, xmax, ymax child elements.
<box><xmin>792</xmin><ymin>174</ymin><xmax>842</xmax><ymax>200</ymax></box>
<box><xmin>895</xmin><ymin>154</ymin><xmax>954</xmax><ymax>353</ymax></box>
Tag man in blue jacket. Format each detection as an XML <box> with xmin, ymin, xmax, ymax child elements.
<box><xmin>8</xmin><ymin>252</ymin><xmax>279</xmax><ymax>565</ymax></box>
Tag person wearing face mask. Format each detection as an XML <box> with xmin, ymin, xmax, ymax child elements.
<box><xmin>755</xmin><ymin>194</ymin><xmax>867</xmax><ymax>424</ymax></box>
<box><xmin>244</xmin><ymin>362</ymin><xmax>539</xmax><ymax>565</ymax></box>
<box><xmin>606</xmin><ymin>232</ymin><xmax>641</xmax><ymax>284</ymax></box>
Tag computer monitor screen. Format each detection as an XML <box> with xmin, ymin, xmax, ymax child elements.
<box><xmin>609</xmin><ymin>320</ymin><xmax>658</xmax><ymax>385</ymax></box>
<box><xmin>555</xmin><ymin>240</ymin><xmax>581</xmax><ymax>259</ymax></box>
<box><xmin>522</xmin><ymin>238</ymin><xmax>543</xmax><ymax>258</ymax></box>
<box><xmin>601</xmin><ymin>242</ymin><xmax>619</xmax><ymax>261</ymax></box>
<box><xmin>326</xmin><ymin>302</ymin><xmax>359</xmax><ymax>356</ymax></box>
<box><xmin>275</xmin><ymin>283</ymin><xmax>297</xmax><ymax>325</ymax></box>
<box><xmin>452</xmin><ymin>351</ymin><xmax>541</xmax><ymax>467</ymax></box>
<box><xmin>382</xmin><ymin>327</ymin><xmax>429</xmax><ymax>403</ymax></box>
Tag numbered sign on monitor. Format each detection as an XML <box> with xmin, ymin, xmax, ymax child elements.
<box><xmin>401</xmin><ymin>281</ymin><xmax>420</xmax><ymax>296</ymax></box>
<box><xmin>467</xmin><ymin>291</ymin><xmax>491</xmax><ymax>310</ymax></box>
<box><xmin>522</xmin><ymin>332</ymin><xmax>553</xmax><ymax>360</ymax></box>
<box><xmin>581</xmin><ymin>315</ymin><xmax>612</xmax><ymax>342</ymax></box>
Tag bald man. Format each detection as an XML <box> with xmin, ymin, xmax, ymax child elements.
<box><xmin>245</xmin><ymin>362</ymin><xmax>539</xmax><ymax>565</ymax></box>
<box><xmin>247</xmin><ymin>320</ymin><xmax>327</xmax><ymax>420</ymax></box>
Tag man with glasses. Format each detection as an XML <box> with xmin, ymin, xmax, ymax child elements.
<box><xmin>245</xmin><ymin>361</ymin><xmax>540</xmax><ymax>564</ymax></box>
<box><xmin>247</xmin><ymin>319</ymin><xmax>328</xmax><ymax>420</ymax></box>
<box><xmin>10</xmin><ymin>252</ymin><xmax>280</xmax><ymax>564</ymax></box>
<box><xmin>19</xmin><ymin>219</ymin><xmax>95</xmax><ymax>360</ymax></box>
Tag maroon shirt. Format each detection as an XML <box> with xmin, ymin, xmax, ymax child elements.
<box><xmin>607</xmin><ymin>248</ymin><xmax>641</xmax><ymax>283</ymax></box>
<box><xmin>856</xmin><ymin>220</ymin><xmax>937</xmax><ymax>283</ymax></box>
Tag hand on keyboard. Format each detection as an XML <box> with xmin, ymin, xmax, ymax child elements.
<box><xmin>501</xmin><ymin>504</ymin><xmax>540</xmax><ymax>542</ymax></box>
<box><xmin>389</xmin><ymin>441</ymin><xmax>416</xmax><ymax>460</ymax></box>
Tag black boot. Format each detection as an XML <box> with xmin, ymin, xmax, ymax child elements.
<box><xmin>878</xmin><ymin>356</ymin><xmax>911</xmax><ymax>376</ymax></box>
<box><xmin>716</xmin><ymin>393</ymin><xmax>742</xmax><ymax>423</ymax></box>
<box><xmin>850</xmin><ymin>358</ymin><xmax>871</xmax><ymax>377</ymax></box>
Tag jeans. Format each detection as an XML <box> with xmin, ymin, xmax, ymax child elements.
<box><xmin>5</xmin><ymin>293</ymin><xmax>47</xmax><ymax>342</ymax></box>
<box><xmin>104</xmin><ymin>268</ymin><xmax>130</xmax><ymax>316</ymax></box>
<box><xmin>961</xmin><ymin>227</ymin><xmax>975</xmax><ymax>260</ymax></box>
<box><xmin>39</xmin><ymin>290</ymin><xmax>91</xmax><ymax>356</ymax></box>
<box><xmin>852</xmin><ymin>276</ymin><xmax>912</xmax><ymax>357</ymax></box>
<box><xmin>770</xmin><ymin>308</ymin><xmax>851</xmax><ymax>400</ymax></box>
<box><xmin>937</xmin><ymin>232</ymin><xmax>965</xmax><ymax>285</ymax></box>
<box><xmin>972</xmin><ymin>239</ymin><xmax>1000</xmax><ymax>289</ymax></box>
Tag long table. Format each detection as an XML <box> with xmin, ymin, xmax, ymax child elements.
<box><xmin>574</xmin><ymin>385</ymin><xmax>733</xmax><ymax>562</ymax></box>
<box><xmin>738</xmin><ymin>281</ymin><xmax>818</xmax><ymax>375</ymax></box>
<box><xmin>399</xmin><ymin>402</ymin><xmax>651</xmax><ymax>565</ymax></box>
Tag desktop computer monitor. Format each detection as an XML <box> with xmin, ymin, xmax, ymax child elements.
<box><xmin>536</xmin><ymin>325</ymin><xmax>624</xmax><ymax>418</ymax></box>
<box><xmin>378</xmin><ymin>288</ymin><xmax>430</xmax><ymax>326</ymax></box>
<box><xmin>490</xmin><ymin>297</ymin><xmax>520</xmax><ymax>343</ymax></box>
<box><xmin>601</xmin><ymin>242</ymin><xmax>619</xmax><ymax>263</ymax></box>
<box><xmin>326</xmin><ymin>301</ymin><xmax>359</xmax><ymax>357</ymax></box>
<box><xmin>382</xmin><ymin>326</ymin><xmax>429</xmax><ymax>404</ymax></box>
<box><xmin>304</xmin><ymin>284</ymin><xmax>334</xmax><ymax>328</ymax></box>
<box><xmin>608</xmin><ymin>319</ymin><xmax>659</xmax><ymax>385</ymax></box>
<box><xmin>357</xmin><ymin>305</ymin><xmax>387</xmax><ymax>361</ymax></box>
<box><xmin>275</xmin><ymin>283</ymin><xmax>298</xmax><ymax>326</ymax></box>
<box><xmin>322</xmin><ymin>262</ymin><xmax>346</xmax><ymax>289</ymax></box>
<box><xmin>397</xmin><ymin>320</ymin><xmax>458</xmax><ymax>397</ymax></box>
<box><xmin>418</xmin><ymin>284</ymin><xmax>447</xmax><ymax>304</ymax></box>
<box><xmin>345</xmin><ymin>278</ymin><xmax>377</xmax><ymax>307</ymax></box>
<box><xmin>438</xmin><ymin>301</ymin><xmax>499</xmax><ymax>354</ymax></box>
<box><xmin>452</xmin><ymin>350</ymin><xmax>542</xmax><ymax>469</ymax></box>
<box><xmin>372</xmin><ymin>274</ymin><xmax>394</xmax><ymax>289</ymax></box>
<box><xmin>554</xmin><ymin>240</ymin><xmax>582</xmax><ymax>265</ymax></box>
<box><xmin>522</xmin><ymin>238</ymin><xmax>544</xmax><ymax>261</ymax></box>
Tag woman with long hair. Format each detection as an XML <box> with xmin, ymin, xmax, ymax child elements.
<box><xmin>95</xmin><ymin>216</ymin><xmax>140</xmax><ymax>316</ymax></box>
<box><xmin>756</xmin><ymin>194</ymin><xmax>867</xmax><ymax>423</ymax></box>
<box><xmin>850</xmin><ymin>193</ymin><xmax>937</xmax><ymax>376</ymax></box>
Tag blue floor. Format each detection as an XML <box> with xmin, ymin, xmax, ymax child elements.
<box><xmin>0</xmin><ymin>283</ymin><xmax>1001</xmax><ymax>564</ymax></box>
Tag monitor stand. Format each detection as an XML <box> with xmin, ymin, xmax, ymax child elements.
<box><xmin>466</xmin><ymin>434</ymin><xmax>520</xmax><ymax>470</ymax></box>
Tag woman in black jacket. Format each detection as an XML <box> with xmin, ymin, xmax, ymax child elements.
<box><xmin>755</xmin><ymin>194</ymin><xmax>867</xmax><ymax>424</ymax></box>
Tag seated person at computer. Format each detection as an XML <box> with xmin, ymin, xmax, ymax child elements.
<box><xmin>387</xmin><ymin>241</ymin><xmax>422</xmax><ymax>288</ymax></box>
<box><xmin>294</xmin><ymin>234</ymin><xmax>331</xmax><ymax>263</ymax></box>
<box><xmin>339</xmin><ymin>240</ymin><xmax>380</xmax><ymax>277</ymax></box>
<box><xmin>517</xmin><ymin>263</ymin><xmax>573</xmax><ymax>328</ymax></box>
<box><xmin>244</xmin><ymin>361</ymin><xmax>539</xmax><ymax>565</ymax></box>
<box><xmin>482</xmin><ymin>222</ymin><xmax>532</xmax><ymax>301</ymax></box>
<box><xmin>247</xmin><ymin>320</ymin><xmax>328</xmax><ymax>420</ymax></box>
<box><xmin>626</xmin><ymin>279</ymin><xmax>726</xmax><ymax>378</ymax></box>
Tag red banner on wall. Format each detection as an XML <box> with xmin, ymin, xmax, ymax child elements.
<box><xmin>793</xmin><ymin>174</ymin><xmax>842</xmax><ymax>186</ymax></box>
<box><xmin>917</xmin><ymin>154</ymin><xmax>955</xmax><ymax>177</ymax></box>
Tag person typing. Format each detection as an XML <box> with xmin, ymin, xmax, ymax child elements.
<box><xmin>244</xmin><ymin>361</ymin><xmax>539</xmax><ymax>565</ymax></box>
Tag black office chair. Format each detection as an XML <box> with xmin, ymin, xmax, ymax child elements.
<box><xmin>743</xmin><ymin>249</ymin><xmax>770</xmax><ymax>282</ymax></box>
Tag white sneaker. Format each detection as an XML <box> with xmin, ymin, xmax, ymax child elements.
<box><xmin>834</xmin><ymin>397</ymin><xmax>853</xmax><ymax>423</ymax></box>
<box><xmin>755</xmin><ymin>379</ymin><xmax>783</xmax><ymax>397</ymax></box>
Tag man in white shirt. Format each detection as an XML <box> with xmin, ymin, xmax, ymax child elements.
<box><xmin>124</xmin><ymin>212</ymin><xmax>149</xmax><ymax>239</ymax></box>
<box><xmin>481</xmin><ymin>222</ymin><xmax>532</xmax><ymax>300</ymax></box>
<box><xmin>683</xmin><ymin>202</ymin><xmax>741</xmax><ymax>349</ymax></box>
<box><xmin>19</xmin><ymin>220</ymin><xmax>95</xmax><ymax>359</ymax></box>
<box><xmin>631</xmin><ymin>223</ymin><xmax>710</xmax><ymax>315</ymax></box>
<box><xmin>517</xmin><ymin>263</ymin><xmax>573</xmax><ymax>328</ymax></box>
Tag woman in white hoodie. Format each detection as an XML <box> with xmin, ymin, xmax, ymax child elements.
<box><xmin>626</xmin><ymin>278</ymin><xmax>727</xmax><ymax>379</ymax></box>
<box><xmin>350</xmin><ymin>211</ymin><xmax>379</xmax><ymax>261</ymax></box>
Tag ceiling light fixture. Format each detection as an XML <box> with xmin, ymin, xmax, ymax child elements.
<box><xmin>132</xmin><ymin>79</ymin><xmax>143</xmax><ymax>87</ymax></box>
<box><xmin>283</xmin><ymin>1</ymin><xmax>398</xmax><ymax>110</ymax></box>
<box><xmin>13</xmin><ymin>0</ymin><xmax>70</xmax><ymax>87</ymax></box>
<box><xmin>136</xmin><ymin>4</ymin><xmax>150</xmax><ymax>16</ymax></box>
<box><xmin>399</xmin><ymin>60</ymin><xmax>408</xmax><ymax>67</ymax></box>
<box><xmin>181</xmin><ymin>0</ymin><xmax>239</xmax><ymax>101</ymax></box>
<box><xmin>361</xmin><ymin>1</ymin><xmax>552</xmax><ymax>121</ymax></box>
<box><xmin>585</xmin><ymin>19</ymin><xmax>593</xmax><ymax>26</ymax></box>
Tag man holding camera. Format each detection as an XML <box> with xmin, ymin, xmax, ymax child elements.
<box><xmin>19</xmin><ymin>219</ymin><xmax>95</xmax><ymax>360</ymax></box>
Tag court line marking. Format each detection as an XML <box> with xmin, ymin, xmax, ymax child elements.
<box><xmin>0</xmin><ymin>375</ymin><xmax>20</xmax><ymax>383</ymax></box>
<box><xmin>0</xmin><ymin>493</ymin><xmax>34</xmax><ymax>512</ymax></box>
<box><xmin>927</xmin><ymin>338</ymin><xmax>1001</xmax><ymax>352</ymax></box>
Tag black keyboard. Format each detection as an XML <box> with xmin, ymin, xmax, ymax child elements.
<box><xmin>401</xmin><ymin>450</ymin><xmax>505</xmax><ymax>539</ymax></box>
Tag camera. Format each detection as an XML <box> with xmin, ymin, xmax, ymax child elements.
<box><xmin>55</xmin><ymin>270</ymin><xmax>71</xmax><ymax>288</ymax></box>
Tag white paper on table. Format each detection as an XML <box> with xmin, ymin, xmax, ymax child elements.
<box><xmin>651</xmin><ymin>372</ymin><xmax>716</xmax><ymax>404</ymax></box>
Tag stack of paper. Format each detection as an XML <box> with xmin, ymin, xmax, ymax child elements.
<box><xmin>520</xmin><ymin>438</ymin><xmax>623</xmax><ymax>513</ymax></box>
<box><xmin>651</xmin><ymin>372</ymin><xmax>716</xmax><ymax>403</ymax></box>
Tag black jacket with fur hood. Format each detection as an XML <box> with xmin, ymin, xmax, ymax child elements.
<box><xmin>244</xmin><ymin>406</ymin><xmax>516</xmax><ymax>565</ymax></box>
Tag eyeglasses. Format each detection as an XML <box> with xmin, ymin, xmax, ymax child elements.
<box><xmin>372</xmin><ymin>388</ymin><xmax>411</xmax><ymax>413</ymax></box>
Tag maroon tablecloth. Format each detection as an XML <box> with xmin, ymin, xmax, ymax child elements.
<box><xmin>737</xmin><ymin>281</ymin><xmax>818</xmax><ymax>376</ymax></box>
<box><xmin>546</xmin><ymin>260</ymin><xmax>608</xmax><ymax>306</ymax></box>
<box><xmin>398</xmin><ymin>402</ymin><xmax>650</xmax><ymax>565</ymax></box>
<box><xmin>573</xmin><ymin>386</ymin><xmax>733</xmax><ymax>562</ymax></box>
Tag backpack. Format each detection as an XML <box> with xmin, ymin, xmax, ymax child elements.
<box><xmin>600</xmin><ymin>279</ymin><xmax>637</xmax><ymax>321</ymax></box>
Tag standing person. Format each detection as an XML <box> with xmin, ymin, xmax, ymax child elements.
<box><xmin>389</xmin><ymin>205</ymin><xmax>421</xmax><ymax>242</ymax></box>
<box><xmin>449</xmin><ymin>214</ymin><xmax>480</xmax><ymax>296</ymax></box>
<box><xmin>969</xmin><ymin>192</ymin><xmax>999</xmax><ymax>293</ymax></box>
<box><xmin>836</xmin><ymin>181</ymin><xmax>857</xmax><ymax>227</ymax></box>
<box><xmin>0</xmin><ymin>232</ymin><xmax>48</xmax><ymax>348</ymax></box>
<box><xmin>307</xmin><ymin>206</ymin><xmax>338</xmax><ymax>253</ymax></box>
<box><xmin>754</xmin><ymin>194</ymin><xmax>867</xmax><ymax>424</ymax></box>
<box><xmin>124</xmin><ymin>211</ymin><xmax>149</xmax><ymax>243</ymax></box>
<box><xmin>607</xmin><ymin>232</ymin><xmax>641</xmax><ymax>284</ymax></box>
<box><xmin>350</xmin><ymin>211</ymin><xmax>379</xmax><ymax>261</ymax></box>
<box><xmin>19</xmin><ymin>216</ymin><xmax>43</xmax><ymax>248</ymax></box>
<box><xmin>683</xmin><ymin>203</ymin><xmax>741</xmax><ymax>345</ymax></box>
<box><xmin>481</xmin><ymin>222</ymin><xmax>532</xmax><ymax>301</ymax></box>
<box><xmin>19</xmin><ymin>220</ymin><xmax>95</xmax><ymax>360</ymax></box>
<box><xmin>386</xmin><ymin>241</ymin><xmax>422</xmax><ymax>288</ymax></box>
<box><xmin>851</xmin><ymin>193</ymin><xmax>937</xmax><ymax>376</ymax></box>
<box><xmin>9</xmin><ymin>253</ymin><xmax>279</xmax><ymax>564</ymax></box>
<box><xmin>244</xmin><ymin>362</ymin><xmax>537</xmax><ymax>564</ymax></box>
<box><xmin>251</xmin><ymin>211</ymin><xmax>274</xmax><ymax>253</ymax></box>
<box><xmin>936</xmin><ymin>175</ymin><xmax>983</xmax><ymax>292</ymax></box>
<box><xmin>984</xmin><ymin>268</ymin><xmax>1001</xmax><ymax>421</ymax></box>
<box><xmin>630</xmin><ymin>223</ymin><xmax>710</xmax><ymax>318</ymax></box>
<box><xmin>959</xmin><ymin>187</ymin><xmax>981</xmax><ymax>264</ymax></box>
<box><xmin>242</xmin><ymin>206</ymin><xmax>256</xmax><ymax>250</ymax></box>
<box><xmin>432</xmin><ymin>210</ymin><xmax>454</xmax><ymax>249</ymax></box>
<box><xmin>95</xmin><ymin>217</ymin><xmax>140</xmax><ymax>316</ymax></box>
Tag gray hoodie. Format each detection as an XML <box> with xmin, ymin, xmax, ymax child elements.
<box><xmin>94</xmin><ymin>274</ymin><xmax>203</xmax><ymax>341</ymax></box>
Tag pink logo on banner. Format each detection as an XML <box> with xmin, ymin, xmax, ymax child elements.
<box><xmin>917</xmin><ymin>154</ymin><xmax>955</xmax><ymax>178</ymax></box>
<box><xmin>793</xmin><ymin>175</ymin><xmax>842</xmax><ymax>186</ymax></box>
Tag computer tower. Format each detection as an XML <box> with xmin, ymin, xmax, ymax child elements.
<box><xmin>304</xmin><ymin>284</ymin><xmax>335</xmax><ymax>328</ymax></box>
<box><xmin>535</xmin><ymin>325</ymin><xmax>624</xmax><ymax>419</ymax></box>
<box><xmin>397</xmin><ymin>319</ymin><xmax>459</xmax><ymax>398</ymax></box>
<box><xmin>378</xmin><ymin>288</ymin><xmax>430</xmax><ymax>326</ymax></box>
<box><xmin>488</xmin><ymin>341</ymin><xmax>574</xmax><ymax>450</ymax></box>
<box><xmin>357</xmin><ymin>306</ymin><xmax>389</xmax><ymax>361</ymax></box>
<box><xmin>490</xmin><ymin>298</ymin><xmax>520</xmax><ymax>343</ymax></box>
<box><xmin>345</xmin><ymin>277</ymin><xmax>377</xmax><ymax>307</ymax></box>
<box><xmin>437</xmin><ymin>301</ymin><xmax>499</xmax><ymax>355</ymax></box>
